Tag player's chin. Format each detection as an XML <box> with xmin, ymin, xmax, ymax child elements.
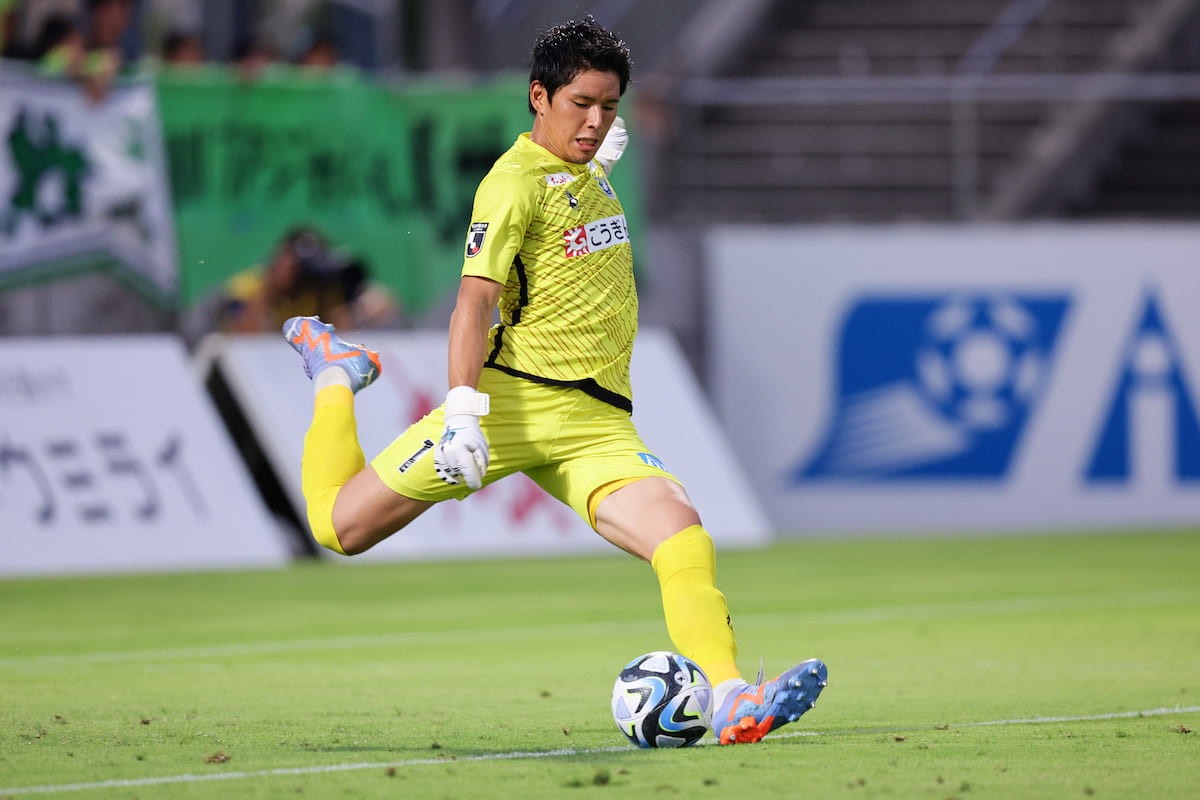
<box><xmin>571</xmin><ymin>140</ymin><xmax>599</xmax><ymax>162</ymax></box>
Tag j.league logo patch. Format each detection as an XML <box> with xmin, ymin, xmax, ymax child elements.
<box><xmin>466</xmin><ymin>222</ymin><xmax>489</xmax><ymax>258</ymax></box>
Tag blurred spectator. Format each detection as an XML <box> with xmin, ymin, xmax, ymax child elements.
<box><xmin>77</xmin><ymin>0</ymin><xmax>135</xmax><ymax>101</ymax></box>
<box><xmin>161</xmin><ymin>28</ymin><xmax>204</xmax><ymax>67</ymax></box>
<box><xmin>27</xmin><ymin>0</ymin><xmax>136</xmax><ymax>102</ymax></box>
<box><xmin>88</xmin><ymin>0</ymin><xmax>132</xmax><ymax>48</ymax></box>
<box><xmin>32</xmin><ymin>12</ymin><xmax>84</xmax><ymax>76</ymax></box>
<box><xmin>0</xmin><ymin>0</ymin><xmax>17</xmax><ymax>58</ymax></box>
<box><xmin>182</xmin><ymin>226</ymin><xmax>401</xmax><ymax>345</ymax></box>
<box><xmin>232</xmin><ymin>34</ymin><xmax>274</xmax><ymax>81</ymax></box>
<box><xmin>296</xmin><ymin>31</ymin><xmax>339</xmax><ymax>69</ymax></box>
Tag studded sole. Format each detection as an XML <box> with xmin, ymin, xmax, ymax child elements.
<box><xmin>718</xmin><ymin>658</ymin><xmax>828</xmax><ymax>745</ymax></box>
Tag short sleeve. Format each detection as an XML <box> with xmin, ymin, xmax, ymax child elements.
<box><xmin>460</xmin><ymin>167</ymin><xmax>538</xmax><ymax>282</ymax></box>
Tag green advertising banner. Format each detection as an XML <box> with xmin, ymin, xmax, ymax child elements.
<box><xmin>157</xmin><ymin>70</ymin><xmax>643</xmax><ymax>316</ymax></box>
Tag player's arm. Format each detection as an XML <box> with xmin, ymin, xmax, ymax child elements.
<box><xmin>435</xmin><ymin>162</ymin><xmax>535</xmax><ymax>489</ymax></box>
<box><xmin>448</xmin><ymin>163</ymin><xmax>525</xmax><ymax>392</ymax></box>
<box><xmin>435</xmin><ymin>275</ymin><xmax>501</xmax><ymax>491</ymax></box>
<box><xmin>447</xmin><ymin>275</ymin><xmax>502</xmax><ymax>390</ymax></box>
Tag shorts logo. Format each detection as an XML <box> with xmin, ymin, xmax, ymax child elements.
<box><xmin>465</xmin><ymin>222</ymin><xmax>489</xmax><ymax>258</ymax></box>
<box><xmin>638</xmin><ymin>452</ymin><xmax>667</xmax><ymax>470</ymax></box>
<box><xmin>545</xmin><ymin>172</ymin><xmax>575</xmax><ymax>187</ymax></box>
<box><xmin>399</xmin><ymin>438</ymin><xmax>436</xmax><ymax>473</ymax></box>
<box><xmin>563</xmin><ymin>214</ymin><xmax>629</xmax><ymax>258</ymax></box>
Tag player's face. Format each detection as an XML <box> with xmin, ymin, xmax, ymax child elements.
<box><xmin>529</xmin><ymin>69</ymin><xmax>621</xmax><ymax>164</ymax></box>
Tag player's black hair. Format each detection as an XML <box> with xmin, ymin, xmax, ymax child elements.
<box><xmin>528</xmin><ymin>16</ymin><xmax>632</xmax><ymax>114</ymax></box>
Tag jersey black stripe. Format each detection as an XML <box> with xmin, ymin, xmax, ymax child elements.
<box><xmin>483</xmin><ymin>363</ymin><xmax>633</xmax><ymax>414</ymax></box>
<box><xmin>513</xmin><ymin>255</ymin><xmax>528</xmax><ymax>321</ymax></box>
<box><xmin>486</xmin><ymin>256</ymin><xmax>529</xmax><ymax>364</ymax></box>
<box><xmin>486</xmin><ymin>325</ymin><xmax>506</xmax><ymax>364</ymax></box>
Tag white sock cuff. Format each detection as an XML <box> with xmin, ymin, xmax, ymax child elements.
<box><xmin>712</xmin><ymin>677</ymin><xmax>747</xmax><ymax>713</ymax></box>
<box><xmin>314</xmin><ymin>366</ymin><xmax>353</xmax><ymax>393</ymax></box>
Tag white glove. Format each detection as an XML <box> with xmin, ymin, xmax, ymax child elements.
<box><xmin>595</xmin><ymin>115</ymin><xmax>627</xmax><ymax>175</ymax></box>
<box><xmin>434</xmin><ymin>386</ymin><xmax>491</xmax><ymax>490</ymax></box>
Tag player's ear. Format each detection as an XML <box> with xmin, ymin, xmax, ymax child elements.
<box><xmin>530</xmin><ymin>81</ymin><xmax>548</xmax><ymax>114</ymax></box>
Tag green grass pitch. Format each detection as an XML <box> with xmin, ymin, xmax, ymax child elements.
<box><xmin>1</xmin><ymin>529</ymin><xmax>1197</xmax><ymax>798</ymax></box>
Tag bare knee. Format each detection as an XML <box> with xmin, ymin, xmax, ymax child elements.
<box><xmin>330</xmin><ymin>520</ymin><xmax>396</xmax><ymax>556</ymax></box>
<box><xmin>327</xmin><ymin>507</ymin><xmax>420</xmax><ymax>556</ymax></box>
<box><xmin>305</xmin><ymin>510</ymin><xmax>379</xmax><ymax>557</ymax></box>
<box><xmin>594</xmin><ymin>477</ymin><xmax>701</xmax><ymax>561</ymax></box>
<box><xmin>340</xmin><ymin>538</ymin><xmax>371</xmax><ymax>556</ymax></box>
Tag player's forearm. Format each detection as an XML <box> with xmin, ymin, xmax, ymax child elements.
<box><xmin>447</xmin><ymin>321</ymin><xmax>486</xmax><ymax>389</ymax></box>
<box><xmin>447</xmin><ymin>279</ymin><xmax>498</xmax><ymax>389</ymax></box>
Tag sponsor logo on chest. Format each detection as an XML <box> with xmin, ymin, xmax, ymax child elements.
<box><xmin>563</xmin><ymin>214</ymin><xmax>629</xmax><ymax>258</ymax></box>
<box><xmin>545</xmin><ymin>172</ymin><xmax>576</xmax><ymax>187</ymax></box>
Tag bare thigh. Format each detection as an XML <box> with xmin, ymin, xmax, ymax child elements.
<box><xmin>331</xmin><ymin>466</ymin><xmax>434</xmax><ymax>555</ymax></box>
<box><xmin>593</xmin><ymin>476</ymin><xmax>702</xmax><ymax>562</ymax></box>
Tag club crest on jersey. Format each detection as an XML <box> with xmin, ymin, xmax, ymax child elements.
<box><xmin>596</xmin><ymin>174</ymin><xmax>616</xmax><ymax>198</ymax></box>
<box><xmin>563</xmin><ymin>214</ymin><xmax>629</xmax><ymax>258</ymax></box>
<box><xmin>465</xmin><ymin>222</ymin><xmax>489</xmax><ymax>258</ymax></box>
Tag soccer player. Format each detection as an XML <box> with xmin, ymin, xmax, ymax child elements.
<box><xmin>283</xmin><ymin>16</ymin><xmax>826</xmax><ymax>745</ymax></box>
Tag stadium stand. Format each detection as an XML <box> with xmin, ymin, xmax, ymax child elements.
<box><xmin>653</xmin><ymin>0</ymin><xmax>1200</xmax><ymax>222</ymax></box>
<box><xmin>1065</xmin><ymin>8</ymin><xmax>1200</xmax><ymax>218</ymax></box>
<box><xmin>1070</xmin><ymin>99</ymin><xmax>1200</xmax><ymax>217</ymax></box>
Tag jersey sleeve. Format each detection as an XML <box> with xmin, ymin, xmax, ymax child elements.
<box><xmin>460</xmin><ymin>167</ymin><xmax>538</xmax><ymax>283</ymax></box>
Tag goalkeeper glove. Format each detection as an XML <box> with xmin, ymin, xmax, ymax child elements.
<box><xmin>434</xmin><ymin>386</ymin><xmax>491</xmax><ymax>490</ymax></box>
<box><xmin>595</xmin><ymin>115</ymin><xmax>628</xmax><ymax>175</ymax></box>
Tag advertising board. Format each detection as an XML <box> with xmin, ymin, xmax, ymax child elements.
<box><xmin>707</xmin><ymin>225</ymin><xmax>1200</xmax><ymax>534</ymax></box>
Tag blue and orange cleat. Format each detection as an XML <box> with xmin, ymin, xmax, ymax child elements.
<box><xmin>283</xmin><ymin>316</ymin><xmax>382</xmax><ymax>393</ymax></box>
<box><xmin>713</xmin><ymin>658</ymin><xmax>828</xmax><ymax>744</ymax></box>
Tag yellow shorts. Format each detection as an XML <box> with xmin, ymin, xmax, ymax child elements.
<box><xmin>370</xmin><ymin>368</ymin><xmax>680</xmax><ymax>528</ymax></box>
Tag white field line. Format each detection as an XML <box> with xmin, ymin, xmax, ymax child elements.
<box><xmin>775</xmin><ymin>705</ymin><xmax>1200</xmax><ymax>736</ymax></box>
<box><xmin>1</xmin><ymin>706</ymin><xmax>1197</xmax><ymax>796</ymax></box>
<box><xmin>1</xmin><ymin>587</ymin><xmax>1195</xmax><ymax>670</ymax></box>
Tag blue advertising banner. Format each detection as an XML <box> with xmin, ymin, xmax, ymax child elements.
<box><xmin>707</xmin><ymin>224</ymin><xmax>1200</xmax><ymax>535</ymax></box>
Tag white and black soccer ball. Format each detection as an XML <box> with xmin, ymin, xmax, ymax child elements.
<box><xmin>611</xmin><ymin>651</ymin><xmax>711</xmax><ymax>748</ymax></box>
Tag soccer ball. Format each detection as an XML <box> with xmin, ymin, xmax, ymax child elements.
<box><xmin>611</xmin><ymin>651</ymin><xmax>712</xmax><ymax>748</ymax></box>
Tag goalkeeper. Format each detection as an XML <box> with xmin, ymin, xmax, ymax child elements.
<box><xmin>283</xmin><ymin>16</ymin><xmax>826</xmax><ymax>745</ymax></box>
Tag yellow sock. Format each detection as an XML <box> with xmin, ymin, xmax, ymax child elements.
<box><xmin>301</xmin><ymin>385</ymin><xmax>364</xmax><ymax>555</ymax></box>
<box><xmin>651</xmin><ymin>525</ymin><xmax>741</xmax><ymax>686</ymax></box>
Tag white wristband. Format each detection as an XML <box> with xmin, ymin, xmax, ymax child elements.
<box><xmin>444</xmin><ymin>385</ymin><xmax>490</xmax><ymax>417</ymax></box>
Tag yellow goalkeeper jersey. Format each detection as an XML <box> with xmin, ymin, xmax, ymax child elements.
<box><xmin>461</xmin><ymin>133</ymin><xmax>637</xmax><ymax>412</ymax></box>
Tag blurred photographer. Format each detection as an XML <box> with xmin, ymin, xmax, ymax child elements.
<box><xmin>184</xmin><ymin>226</ymin><xmax>400</xmax><ymax>345</ymax></box>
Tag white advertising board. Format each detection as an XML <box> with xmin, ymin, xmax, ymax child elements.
<box><xmin>708</xmin><ymin>224</ymin><xmax>1200</xmax><ymax>535</ymax></box>
<box><xmin>211</xmin><ymin>328</ymin><xmax>772</xmax><ymax>561</ymax></box>
<box><xmin>0</xmin><ymin>337</ymin><xmax>292</xmax><ymax>575</ymax></box>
